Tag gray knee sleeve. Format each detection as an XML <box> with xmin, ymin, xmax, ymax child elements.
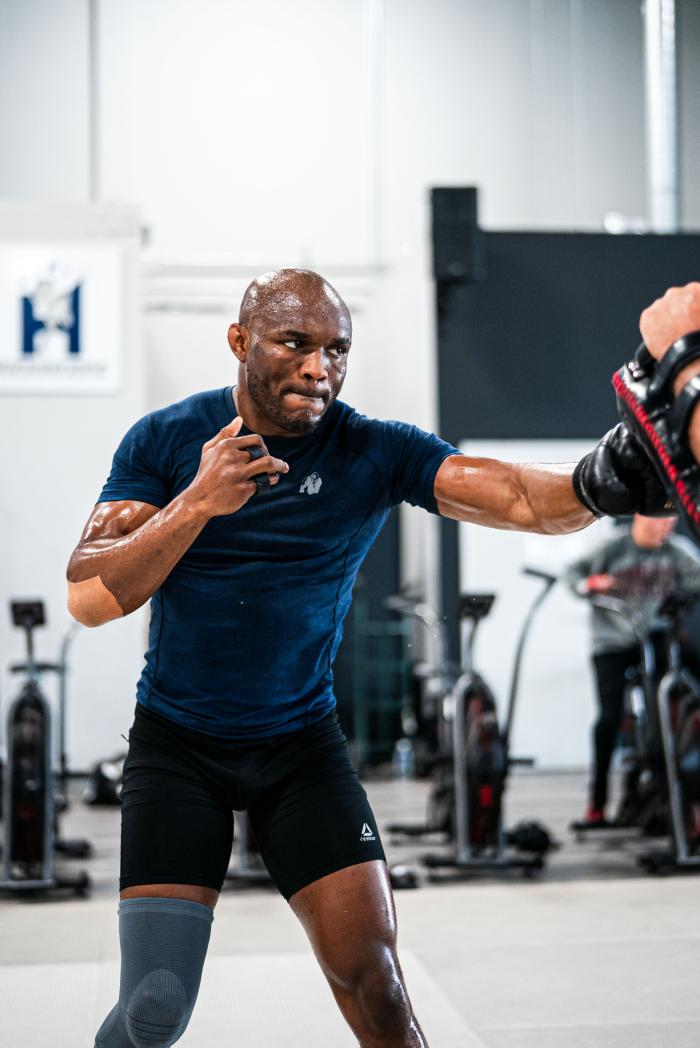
<box><xmin>95</xmin><ymin>897</ymin><xmax>213</xmax><ymax>1048</ymax></box>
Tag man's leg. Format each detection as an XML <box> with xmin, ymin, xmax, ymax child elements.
<box><xmin>290</xmin><ymin>860</ymin><xmax>427</xmax><ymax>1048</ymax></box>
<box><xmin>95</xmin><ymin>886</ymin><xmax>217</xmax><ymax>1048</ymax></box>
<box><xmin>96</xmin><ymin>704</ymin><xmax>233</xmax><ymax>1047</ymax></box>
<box><xmin>591</xmin><ymin>650</ymin><xmax>633</xmax><ymax>812</ymax></box>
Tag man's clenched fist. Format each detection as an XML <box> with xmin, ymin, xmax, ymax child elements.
<box><xmin>188</xmin><ymin>416</ymin><xmax>289</xmax><ymax>518</ymax></box>
<box><xmin>640</xmin><ymin>282</ymin><xmax>700</xmax><ymax>361</ymax></box>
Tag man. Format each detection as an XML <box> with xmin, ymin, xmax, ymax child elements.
<box><xmin>566</xmin><ymin>514</ymin><xmax>700</xmax><ymax>824</ymax></box>
<box><xmin>69</xmin><ymin>268</ymin><xmax>672</xmax><ymax>1048</ymax></box>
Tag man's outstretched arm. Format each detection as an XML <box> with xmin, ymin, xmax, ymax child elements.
<box><xmin>434</xmin><ymin>421</ymin><xmax>671</xmax><ymax>535</ymax></box>
<box><xmin>434</xmin><ymin>456</ymin><xmax>591</xmax><ymax>535</ymax></box>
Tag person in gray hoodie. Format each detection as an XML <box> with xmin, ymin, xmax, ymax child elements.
<box><xmin>566</xmin><ymin>515</ymin><xmax>700</xmax><ymax>823</ymax></box>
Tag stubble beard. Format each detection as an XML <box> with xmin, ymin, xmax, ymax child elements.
<box><xmin>246</xmin><ymin>367</ymin><xmax>334</xmax><ymax>435</ymax></box>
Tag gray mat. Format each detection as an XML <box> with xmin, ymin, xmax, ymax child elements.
<box><xmin>481</xmin><ymin>1021</ymin><xmax>700</xmax><ymax>1048</ymax></box>
<box><xmin>0</xmin><ymin>948</ymin><xmax>481</xmax><ymax>1047</ymax></box>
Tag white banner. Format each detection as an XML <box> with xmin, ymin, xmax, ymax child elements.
<box><xmin>0</xmin><ymin>243</ymin><xmax>123</xmax><ymax>395</ymax></box>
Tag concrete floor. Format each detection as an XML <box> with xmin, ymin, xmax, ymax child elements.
<box><xmin>1</xmin><ymin>769</ymin><xmax>700</xmax><ymax>1047</ymax></box>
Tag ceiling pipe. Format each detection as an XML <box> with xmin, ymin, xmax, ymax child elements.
<box><xmin>644</xmin><ymin>0</ymin><xmax>679</xmax><ymax>232</ymax></box>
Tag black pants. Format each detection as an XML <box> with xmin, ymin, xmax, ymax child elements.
<box><xmin>591</xmin><ymin>637</ymin><xmax>700</xmax><ymax>810</ymax></box>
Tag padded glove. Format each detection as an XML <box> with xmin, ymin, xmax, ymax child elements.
<box><xmin>572</xmin><ymin>423</ymin><xmax>673</xmax><ymax>518</ymax></box>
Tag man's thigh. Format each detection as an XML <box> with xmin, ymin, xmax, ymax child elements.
<box><xmin>247</xmin><ymin>713</ymin><xmax>385</xmax><ymax>901</ymax></box>
<box><xmin>120</xmin><ymin>714</ymin><xmax>234</xmax><ymax>894</ymax></box>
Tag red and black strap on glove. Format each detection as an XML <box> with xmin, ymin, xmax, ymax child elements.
<box><xmin>612</xmin><ymin>330</ymin><xmax>700</xmax><ymax>536</ymax></box>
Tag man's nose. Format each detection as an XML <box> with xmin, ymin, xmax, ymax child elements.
<box><xmin>301</xmin><ymin>348</ymin><xmax>329</xmax><ymax>382</ymax></box>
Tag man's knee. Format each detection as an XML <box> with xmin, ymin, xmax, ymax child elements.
<box><xmin>125</xmin><ymin>968</ymin><xmax>192</xmax><ymax>1048</ymax></box>
<box><xmin>93</xmin><ymin>896</ymin><xmax>213</xmax><ymax>1048</ymax></box>
<box><xmin>352</xmin><ymin>950</ymin><xmax>414</xmax><ymax>1039</ymax></box>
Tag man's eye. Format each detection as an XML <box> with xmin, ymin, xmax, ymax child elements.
<box><xmin>283</xmin><ymin>340</ymin><xmax>304</xmax><ymax>350</ymax></box>
<box><xmin>331</xmin><ymin>345</ymin><xmax>349</xmax><ymax>356</ymax></box>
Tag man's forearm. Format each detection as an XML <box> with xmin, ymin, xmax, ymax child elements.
<box><xmin>67</xmin><ymin>491</ymin><xmax>210</xmax><ymax>625</ymax></box>
<box><xmin>514</xmin><ymin>462</ymin><xmax>595</xmax><ymax>534</ymax></box>
<box><xmin>435</xmin><ymin>456</ymin><xmax>594</xmax><ymax>534</ymax></box>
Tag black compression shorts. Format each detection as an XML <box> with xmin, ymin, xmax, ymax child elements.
<box><xmin>120</xmin><ymin>704</ymin><xmax>386</xmax><ymax>900</ymax></box>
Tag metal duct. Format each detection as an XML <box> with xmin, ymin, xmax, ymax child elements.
<box><xmin>644</xmin><ymin>0</ymin><xmax>679</xmax><ymax>232</ymax></box>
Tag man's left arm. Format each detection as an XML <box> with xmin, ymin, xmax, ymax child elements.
<box><xmin>434</xmin><ymin>456</ymin><xmax>590</xmax><ymax>534</ymax></box>
<box><xmin>434</xmin><ymin>422</ymin><xmax>670</xmax><ymax>535</ymax></box>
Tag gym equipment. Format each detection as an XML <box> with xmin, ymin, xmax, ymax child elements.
<box><xmin>640</xmin><ymin>591</ymin><xmax>700</xmax><ymax>873</ymax></box>
<box><xmin>571</xmin><ymin>591</ymin><xmax>663</xmax><ymax>838</ymax></box>
<box><xmin>224</xmin><ymin>811</ymin><xmax>272</xmax><ymax>889</ymax></box>
<box><xmin>383</xmin><ymin>590</ymin><xmax>455</xmax><ymax>790</ymax></box>
<box><xmin>350</xmin><ymin>587</ymin><xmax>414</xmax><ymax>768</ymax></box>
<box><xmin>571</xmin><ymin>589</ymin><xmax>700</xmax><ymax>873</ymax></box>
<box><xmin>82</xmin><ymin>753</ymin><xmax>125</xmax><ymax>806</ymax></box>
<box><xmin>614</xmin><ymin>332</ymin><xmax>700</xmax><ymax>540</ymax></box>
<box><xmin>0</xmin><ymin>601</ymin><xmax>90</xmax><ymax>896</ymax></box>
<box><xmin>389</xmin><ymin>568</ymin><xmax>557</xmax><ymax>881</ymax></box>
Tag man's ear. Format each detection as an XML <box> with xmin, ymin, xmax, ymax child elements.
<box><xmin>228</xmin><ymin>323</ymin><xmax>248</xmax><ymax>361</ymax></box>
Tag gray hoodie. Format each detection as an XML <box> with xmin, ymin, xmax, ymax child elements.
<box><xmin>565</xmin><ymin>532</ymin><xmax>700</xmax><ymax>654</ymax></box>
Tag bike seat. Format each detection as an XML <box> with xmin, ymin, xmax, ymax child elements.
<box><xmin>458</xmin><ymin>593</ymin><xmax>496</xmax><ymax>621</ymax></box>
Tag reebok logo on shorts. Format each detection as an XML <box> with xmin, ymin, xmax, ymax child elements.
<box><xmin>360</xmin><ymin>822</ymin><xmax>376</xmax><ymax>842</ymax></box>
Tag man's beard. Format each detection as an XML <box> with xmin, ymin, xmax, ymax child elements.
<box><xmin>246</xmin><ymin>368</ymin><xmax>334</xmax><ymax>435</ymax></box>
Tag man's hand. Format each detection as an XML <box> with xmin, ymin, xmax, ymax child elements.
<box><xmin>67</xmin><ymin>417</ymin><xmax>290</xmax><ymax>627</ymax></box>
<box><xmin>585</xmin><ymin>573</ymin><xmax>616</xmax><ymax>595</ymax></box>
<box><xmin>187</xmin><ymin>416</ymin><xmax>290</xmax><ymax>518</ymax></box>
<box><xmin>640</xmin><ymin>282</ymin><xmax>700</xmax><ymax>361</ymax></box>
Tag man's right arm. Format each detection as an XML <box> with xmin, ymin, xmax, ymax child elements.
<box><xmin>67</xmin><ymin>495</ymin><xmax>212</xmax><ymax>626</ymax></box>
<box><xmin>67</xmin><ymin>415</ymin><xmax>289</xmax><ymax>627</ymax></box>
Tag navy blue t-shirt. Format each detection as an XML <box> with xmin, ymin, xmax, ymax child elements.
<box><xmin>98</xmin><ymin>387</ymin><xmax>459</xmax><ymax>738</ymax></box>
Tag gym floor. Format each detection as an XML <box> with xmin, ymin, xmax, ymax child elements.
<box><xmin>2</xmin><ymin>769</ymin><xmax>699</xmax><ymax>1048</ymax></box>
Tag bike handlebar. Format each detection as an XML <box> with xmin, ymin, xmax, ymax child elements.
<box><xmin>522</xmin><ymin>566</ymin><xmax>558</xmax><ymax>584</ymax></box>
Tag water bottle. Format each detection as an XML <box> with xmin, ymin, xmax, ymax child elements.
<box><xmin>392</xmin><ymin>737</ymin><xmax>416</xmax><ymax>780</ymax></box>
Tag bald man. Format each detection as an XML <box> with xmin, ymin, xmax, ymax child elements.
<box><xmin>70</xmin><ymin>269</ymin><xmax>668</xmax><ymax>1048</ymax></box>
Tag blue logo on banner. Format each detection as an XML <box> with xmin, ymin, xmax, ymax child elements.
<box><xmin>21</xmin><ymin>281</ymin><xmax>81</xmax><ymax>356</ymax></box>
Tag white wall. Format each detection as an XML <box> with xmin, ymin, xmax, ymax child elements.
<box><xmin>457</xmin><ymin>440</ymin><xmax>621</xmax><ymax>769</ymax></box>
<box><xmin>0</xmin><ymin>0</ymin><xmax>698</xmax><ymax>768</ymax></box>
<box><xmin>0</xmin><ymin>203</ymin><xmax>145</xmax><ymax>771</ymax></box>
<box><xmin>0</xmin><ymin>0</ymin><xmax>90</xmax><ymax>199</ymax></box>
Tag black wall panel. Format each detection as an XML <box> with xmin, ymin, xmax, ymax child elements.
<box><xmin>438</xmin><ymin>232</ymin><xmax>700</xmax><ymax>445</ymax></box>
<box><xmin>435</xmin><ymin>227</ymin><xmax>700</xmax><ymax>660</ymax></box>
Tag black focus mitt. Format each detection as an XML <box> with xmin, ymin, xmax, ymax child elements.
<box><xmin>572</xmin><ymin>423</ymin><xmax>673</xmax><ymax>519</ymax></box>
<box><xmin>613</xmin><ymin>331</ymin><xmax>700</xmax><ymax>539</ymax></box>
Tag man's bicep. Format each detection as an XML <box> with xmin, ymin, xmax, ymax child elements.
<box><xmin>433</xmin><ymin>454</ymin><xmax>513</xmax><ymax>525</ymax></box>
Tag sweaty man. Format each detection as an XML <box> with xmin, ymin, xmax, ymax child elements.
<box><xmin>69</xmin><ymin>268</ymin><xmax>674</xmax><ymax>1048</ymax></box>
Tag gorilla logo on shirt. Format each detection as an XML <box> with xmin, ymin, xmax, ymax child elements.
<box><xmin>299</xmin><ymin>472</ymin><xmax>323</xmax><ymax>495</ymax></box>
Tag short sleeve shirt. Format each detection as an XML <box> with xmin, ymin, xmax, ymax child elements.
<box><xmin>99</xmin><ymin>389</ymin><xmax>459</xmax><ymax>737</ymax></box>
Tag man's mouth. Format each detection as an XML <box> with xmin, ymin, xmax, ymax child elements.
<box><xmin>282</xmin><ymin>390</ymin><xmax>328</xmax><ymax>412</ymax></box>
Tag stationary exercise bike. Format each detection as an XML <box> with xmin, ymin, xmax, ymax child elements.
<box><xmin>389</xmin><ymin>568</ymin><xmax>557</xmax><ymax>880</ymax></box>
<box><xmin>571</xmin><ymin>589</ymin><xmax>700</xmax><ymax>873</ymax></box>
<box><xmin>571</xmin><ymin>591</ymin><xmax>668</xmax><ymax>840</ymax></box>
<box><xmin>639</xmin><ymin>590</ymin><xmax>700</xmax><ymax>873</ymax></box>
<box><xmin>0</xmin><ymin>601</ymin><xmax>91</xmax><ymax>896</ymax></box>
